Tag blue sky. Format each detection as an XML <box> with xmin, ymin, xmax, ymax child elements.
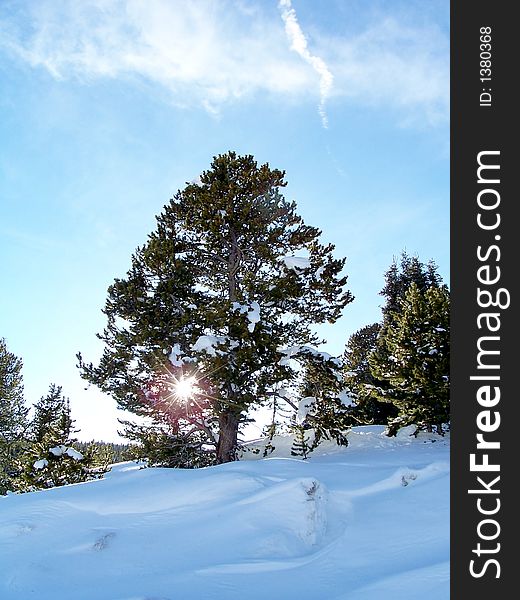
<box><xmin>0</xmin><ymin>0</ymin><xmax>449</xmax><ymax>442</ymax></box>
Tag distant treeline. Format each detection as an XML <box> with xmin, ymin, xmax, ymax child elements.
<box><xmin>75</xmin><ymin>441</ymin><xmax>135</xmax><ymax>466</ymax></box>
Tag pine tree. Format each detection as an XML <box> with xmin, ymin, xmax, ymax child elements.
<box><xmin>343</xmin><ymin>323</ymin><xmax>398</xmax><ymax>425</ymax></box>
<box><xmin>290</xmin><ymin>352</ymin><xmax>351</xmax><ymax>458</ymax></box>
<box><xmin>365</xmin><ymin>253</ymin><xmax>447</xmax><ymax>434</ymax></box>
<box><xmin>0</xmin><ymin>338</ymin><xmax>28</xmax><ymax>495</ymax></box>
<box><xmin>380</xmin><ymin>252</ymin><xmax>442</xmax><ymax>319</ymax></box>
<box><xmin>126</xmin><ymin>425</ymin><xmax>213</xmax><ymax>468</ymax></box>
<box><xmin>21</xmin><ymin>385</ymin><xmax>97</xmax><ymax>490</ymax></box>
<box><xmin>76</xmin><ymin>440</ymin><xmax>134</xmax><ymax>466</ymax></box>
<box><xmin>31</xmin><ymin>384</ymin><xmax>74</xmax><ymax>444</ymax></box>
<box><xmin>78</xmin><ymin>152</ymin><xmax>353</xmax><ymax>465</ymax></box>
<box><xmin>291</xmin><ymin>424</ymin><xmax>312</xmax><ymax>459</ymax></box>
<box><xmin>370</xmin><ymin>283</ymin><xmax>450</xmax><ymax>435</ymax></box>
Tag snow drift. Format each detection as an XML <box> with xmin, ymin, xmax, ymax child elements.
<box><xmin>0</xmin><ymin>426</ymin><xmax>449</xmax><ymax>600</ymax></box>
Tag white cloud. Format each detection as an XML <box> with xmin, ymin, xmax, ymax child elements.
<box><xmin>0</xmin><ymin>0</ymin><xmax>448</xmax><ymax>126</ymax></box>
<box><xmin>278</xmin><ymin>0</ymin><xmax>333</xmax><ymax>128</ymax></box>
<box><xmin>324</xmin><ymin>17</ymin><xmax>449</xmax><ymax>126</ymax></box>
<box><xmin>1</xmin><ymin>0</ymin><xmax>313</xmax><ymax>108</ymax></box>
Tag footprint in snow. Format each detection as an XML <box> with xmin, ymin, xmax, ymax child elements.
<box><xmin>93</xmin><ymin>531</ymin><xmax>116</xmax><ymax>551</ymax></box>
<box><xmin>17</xmin><ymin>523</ymin><xmax>35</xmax><ymax>535</ymax></box>
<box><xmin>401</xmin><ymin>472</ymin><xmax>418</xmax><ymax>486</ymax></box>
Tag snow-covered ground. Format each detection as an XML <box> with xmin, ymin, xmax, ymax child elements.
<box><xmin>0</xmin><ymin>426</ymin><xmax>449</xmax><ymax>600</ymax></box>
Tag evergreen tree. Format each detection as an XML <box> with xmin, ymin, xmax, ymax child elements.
<box><xmin>0</xmin><ymin>338</ymin><xmax>28</xmax><ymax>494</ymax></box>
<box><xmin>78</xmin><ymin>152</ymin><xmax>353</xmax><ymax>465</ymax></box>
<box><xmin>344</xmin><ymin>323</ymin><xmax>381</xmax><ymax>386</ymax></box>
<box><xmin>259</xmin><ymin>395</ymin><xmax>293</xmax><ymax>458</ymax></box>
<box><xmin>31</xmin><ymin>384</ymin><xmax>74</xmax><ymax>444</ymax></box>
<box><xmin>21</xmin><ymin>385</ymin><xmax>98</xmax><ymax>490</ymax></box>
<box><xmin>125</xmin><ymin>424</ymin><xmax>214</xmax><ymax>468</ymax></box>
<box><xmin>343</xmin><ymin>323</ymin><xmax>398</xmax><ymax>425</ymax></box>
<box><xmin>365</xmin><ymin>252</ymin><xmax>447</xmax><ymax>434</ymax></box>
<box><xmin>76</xmin><ymin>440</ymin><xmax>134</xmax><ymax>466</ymax></box>
<box><xmin>380</xmin><ymin>252</ymin><xmax>442</xmax><ymax>319</ymax></box>
<box><xmin>291</xmin><ymin>424</ymin><xmax>312</xmax><ymax>459</ymax></box>
<box><xmin>290</xmin><ymin>352</ymin><xmax>350</xmax><ymax>458</ymax></box>
<box><xmin>370</xmin><ymin>283</ymin><xmax>450</xmax><ymax>435</ymax></box>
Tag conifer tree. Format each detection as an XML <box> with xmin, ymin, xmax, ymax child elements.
<box><xmin>343</xmin><ymin>323</ymin><xmax>398</xmax><ymax>425</ymax></box>
<box><xmin>21</xmin><ymin>385</ymin><xmax>97</xmax><ymax>490</ymax></box>
<box><xmin>78</xmin><ymin>152</ymin><xmax>353</xmax><ymax>465</ymax></box>
<box><xmin>290</xmin><ymin>353</ymin><xmax>350</xmax><ymax>458</ymax></box>
<box><xmin>291</xmin><ymin>424</ymin><xmax>312</xmax><ymax>459</ymax></box>
<box><xmin>380</xmin><ymin>253</ymin><xmax>442</xmax><ymax>319</ymax></box>
<box><xmin>31</xmin><ymin>384</ymin><xmax>74</xmax><ymax>444</ymax></box>
<box><xmin>0</xmin><ymin>338</ymin><xmax>28</xmax><ymax>494</ymax></box>
<box><xmin>365</xmin><ymin>253</ymin><xmax>448</xmax><ymax>434</ymax></box>
<box><xmin>370</xmin><ymin>283</ymin><xmax>450</xmax><ymax>435</ymax></box>
<box><xmin>76</xmin><ymin>440</ymin><xmax>133</xmax><ymax>466</ymax></box>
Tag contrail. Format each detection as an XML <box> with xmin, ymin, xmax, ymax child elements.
<box><xmin>278</xmin><ymin>0</ymin><xmax>333</xmax><ymax>128</ymax></box>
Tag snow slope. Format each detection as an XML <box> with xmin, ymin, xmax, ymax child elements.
<box><xmin>0</xmin><ymin>426</ymin><xmax>449</xmax><ymax>600</ymax></box>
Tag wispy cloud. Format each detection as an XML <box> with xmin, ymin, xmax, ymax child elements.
<box><xmin>0</xmin><ymin>0</ymin><xmax>448</xmax><ymax>127</ymax></box>
<box><xmin>326</xmin><ymin>17</ymin><xmax>449</xmax><ymax>126</ymax></box>
<box><xmin>278</xmin><ymin>0</ymin><xmax>333</xmax><ymax>128</ymax></box>
<box><xmin>0</xmin><ymin>0</ymin><xmax>313</xmax><ymax>109</ymax></box>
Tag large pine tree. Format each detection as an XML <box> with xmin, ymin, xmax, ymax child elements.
<box><xmin>78</xmin><ymin>152</ymin><xmax>353</xmax><ymax>464</ymax></box>
<box><xmin>370</xmin><ymin>282</ymin><xmax>450</xmax><ymax>434</ymax></box>
<box><xmin>0</xmin><ymin>338</ymin><xmax>28</xmax><ymax>494</ymax></box>
<box><xmin>364</xmin><ymin>253</ymin><xmax>448</xmax><ymax>432</ymax></box>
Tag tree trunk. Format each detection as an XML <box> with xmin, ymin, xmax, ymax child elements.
<box><xmin>216</xmin><ymin>410</ymin><xmax>240</xmax><ymax>463</ymax></box>
<box><xmin>216</xmin><ymin>224</ymin><xmax>242</xmax><ymax>465</ymax></box>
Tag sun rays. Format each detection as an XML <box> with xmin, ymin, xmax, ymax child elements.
<box><xmin>172</xmin><ymin>375</ymin><xmax>198</xmax><ymax>402</ymax></box>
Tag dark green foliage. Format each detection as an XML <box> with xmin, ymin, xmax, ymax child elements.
<box><xmin>21</xmin><ymin>444</ymin><xmax>96</xmax><ymax>490</ymax></box>
<box><xmin>343</xmin><ymin>253</ymin><xmax>450</xmax><ymax>436</ymax></box>
<box><xmin>0</xmin><ymin>338</ymin><xmax>26</xmax><ymax>433</ymax></box>
<box><xmin>76</xmin><ymin>440</ymin><xmax>134</xmax><ymax>466</ymax></box>
<box><xmin>123</xmin><ymin>424</ymin><xmax>214</xmax><ymax>468</ymax></box>
<box><xmin>343</xmin><ymin>323</ymin><xmax>398</xmax><ymax>425</ymax></box>
<box><xmin>31</xmin><ymin>384</ymin><xmax>75</xmax><ymax>444</ymax></box>
<box><xmin>291</xmin><ymin>425</ymin><xmax>311</xmax><ymax>459</ymax></box>
<box><xmin>0</xmin><ymin>338</ymin><xmax>28</xmax><ymax>495</ymax></box>
<box><xmin>261</xmin><ymin>398</ymin><xmax>292</xmax><ymax>458</ymax></box>
<box><xmin>344</xmin><ymin>323</ymin><xmax>381</xmax><ymax>385</ymax></box>
<box><xmin>78</xmin><ymin>152</ymin><xmax>353</xmax><ymax>465</ymax></box>
<box><xmin>363</xmin><ymin>253</ymin><xmax>449</xmax><ymax>435</ymax></box>
<box><xmin>380</xmin><ymin>252</ymin><xmax>442</xmax><ymax>319</ymax></box>
<box><xmin>21</xmin><ymin>385</ymin><xmax>100</xmax><ymax>490</ymax></box>
<box><xmin>370</xmin><ymin>283</ymin><xmax>450</xmax><ymax>435</ymax></box>
<box><xmin>290</xmin><ymin>353</ymin><xmax>350</xmax><ymax>458</ymax></box>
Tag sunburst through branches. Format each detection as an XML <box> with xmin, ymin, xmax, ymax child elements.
<box><xmin>172</xmin><ymin>375</ymin><xmax>198</xmax><ymax>402</ymax></box>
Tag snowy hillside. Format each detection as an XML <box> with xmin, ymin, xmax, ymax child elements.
<box><xmin>0</xmin><ymin>426</ymin><xmax>449</xmax><ymax>600</ymax></box>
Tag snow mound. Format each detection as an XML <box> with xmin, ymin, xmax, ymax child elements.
<box><xmin>233</xmin><ymin>477</ymin><xmax>328</xmax><ymax>556</ymax></box>
<box><xmin>0</xmin><ymin>426</ymin><xmax>449</xmax><ymax>600</ymax></box>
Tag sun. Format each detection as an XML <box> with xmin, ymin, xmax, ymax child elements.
<box><xmin>173</xmin><ymin>375</ymin><xmax>198</xmax><ymax>402</ymax></box>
